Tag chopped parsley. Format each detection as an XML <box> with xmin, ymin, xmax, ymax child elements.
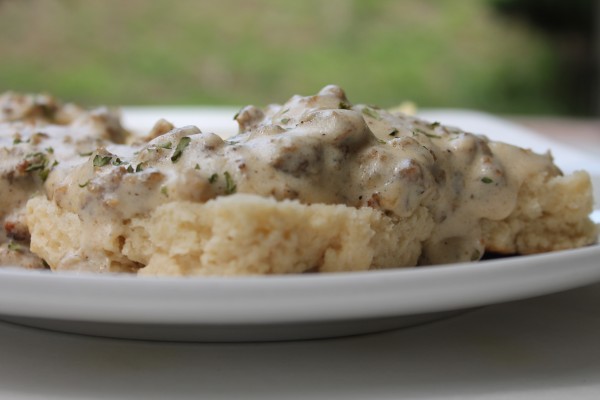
<box><xmin>24</xmin><ymin>153</ymin><xmax>48</xmax><ymax>172</ymax></box>
<box><xmin>233</xmin><ymin>110</ymin><xmax>241</xmax><ymax>120</ymax></box>
<box><xmin>79</xmin><ymin>151</ymin><xmax>93</xmax><ymax>157</ymax></box>
<box><xmin>388</xmin><ymin>128</ymin><xmax>399</xmax><ymax>137</ymax></box>
<box><xmin>280</xmin><ymin>118</ymin><xmax>290</xmax><ymax>124</ymax></box>
<box><xmin>78</xmin><ymin>180</ymin><xmax>90</xmax><ymax>188</ymax></box>
<box><xmin>135</xmin><ymin>163</ymin><xmax>144</xmax><ymax>172</ymax></box>
<box><xmin>45</xmin><ymin>147</ymin><xmax>54</xmax><ymax>154</ymax></box>
<box><xmin>414</xmin><ymin>129</ymin><xmax>441</xmax><ymax>139</ymax></box>
<box><xmin>361</xmin><ymin>107</ymin><xmax>380</xmax><ymax>120</ymax></box>
<box><xmin>39</xmin><ymin>168</ymin><xmax>50</xmax><ymax>182</ymax></box>
<box><xmin>12</xmin><ymin>134</ymin><xmax>31</xmax><ymax>145</ymax></box>
<box><xmin>281</xmin><ymin>108</ymin><xmax>290</xmax><ymax>114</ymax></box>
<box><xmin>93</xmin><ymin>155</ymin><xmax>112</xmax><ymax>167</ymax></box>
<box><xmin>157</xmin><ymin>141</ymin><xmax>172</xmax><ymax>150</ymax></box>
<box><xmin>208</xmin><ymin>173</ymin><xmax>218</xmax><ymax>183</ymax></box>
<box><xmin>339</xmin><ymin>101</ymin><xmax>352</xmax><ymax>110</ymax></box>
<box><xmin>126</xmin><ymin>165</ymin><xmax>134</xmax><ymax>173</ymax></box>
<box><xmin>224</xmin><ymin>171</ymin><xmax>237</xmax><ymax>195</ymax></box>
<box><xmin>194</xmin><ymin>163</ymin><xmax>200</xmax><ymax>170</ymax></box>
<box><xmin>7</xmin><ymin>241</ymin><xmax>22</xmax><ymax>252</ymax></box>
<box><xmin>112</xmin><ymin>158</ymin><xmax>125</xmax><ymax>166</ymax></box>
<box><xmin>23</xmin><ymin>152</ymin><xmax>57</xmax><ymax>182</ymax></box>
<box><xmin>160</xmin><ymin>186</ymin><xmax>169</xmax><ymax>197</ymax></box>
<box><xmin>429</xmin><ymin>121</ymin><xmax>441</xmax><ymax>129</ymax></box>
<box><xmin>481</xmin><ymin>177</ymin><xmax>493</xmax><ymax>184</ymax></box>
<box><xmin>171</xmin><ymin>137</ymin><xmax>191</xmax><ymax>162</ymax></box>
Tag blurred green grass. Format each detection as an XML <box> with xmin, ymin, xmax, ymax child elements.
<box><xmin>0</xmin><ymin>0</ymin><xmax>562</xmax><ymax>114</ymax></box>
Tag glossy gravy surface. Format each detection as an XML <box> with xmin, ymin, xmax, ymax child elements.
<box><xmin>35</xmin><ymin>85</ymin><xmax>558</xmax><ymax>266</ymax></box>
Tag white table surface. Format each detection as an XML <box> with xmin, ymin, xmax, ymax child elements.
<box><xmin>1</xmin><ymin>109</ymin><xmax>599</xmax><ymax>399</ymax></box>
<box><xmin>1</xmin><ymin>282</ymin><xmax>600</xmax><ymax>400</ymax></box>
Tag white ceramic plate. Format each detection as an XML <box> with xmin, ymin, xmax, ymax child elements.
<box><xmin>1</xmin><ymin>109</ymin><xmax>598</xmax><ymax>342</ymax></box>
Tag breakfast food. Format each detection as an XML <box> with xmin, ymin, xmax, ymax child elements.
<box><xmin>0</xmin><ymin>91</ymin><xmax>129</xmax><ymax>269</ymax></box>
<box><xmin>2</xmin><ymin>86</ymin><xmax>597</xmax><ymax>275</ymax></box>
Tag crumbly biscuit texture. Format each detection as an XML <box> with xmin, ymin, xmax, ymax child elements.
<box><xmin>20</xmin><ymin>85</ymin><xmax>599</xmax><ymax>275</ymax></box>
<box><xmin>1</xmin><ymin>91</ymin><xmax>129</xmax><ymax>269</ymax></box>
<box><xmin>27</xmin><ymin>194</ymin><xmax>434</xmax><ymax>276</ymax></box>
<box><xmin>482</xmin><ymin>170</ymin><xmax>596</xmax><ymax>254</ymax></box>
<box><xmin>26</xmin><ymin>196</ymin><xmax>138</xmax><ymax>273</ymax></box>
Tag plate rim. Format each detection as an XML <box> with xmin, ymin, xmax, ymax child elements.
<box><xmin>0</xmin><ymin>242</ymin><xmax>598</xmax><ymax>325</ymax></box>
<box><xmin>1</xmin><ymin>109</ymin><xmax>599</xmax><ymax>328</ymax></box>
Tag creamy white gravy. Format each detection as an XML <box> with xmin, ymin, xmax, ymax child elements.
<box><xmin>1</xmin><ymin>86</ymin><xmax>560</xmax><ymax>269</ymax></box>
<box><xmin>0</xmin><ymin>92</ymin><xmax>128</xmax><ymax>268</ymax></box>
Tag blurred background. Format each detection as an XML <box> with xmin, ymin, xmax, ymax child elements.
<box><xmin>0</xmin><ymin>0</ymin><xmax>598</xmax><ymax>116</ymax></box>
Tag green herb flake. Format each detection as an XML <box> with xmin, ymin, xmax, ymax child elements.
<box><xmin>233</xmin><ymin>110</ymin><xmax>241</xmax><ymax>120</ymax></box>
<box><xmin>24</xmin><ymin>153</ymin><xmax>48</xmax><ymax>172</ymax></box>
<box><xmin>24</xmin><ymin>152</ymin><xmax>57</xmax><ymax>181</ymax></box>
<box><xmin>171</xmin><ymin>137</ymin><xmax>191</xmax><ymax>163</ymax></box>
<box><xmin>157</xmin><ymin>142</ymin><xmax>172</xmax><ymax>150</ymax></box>
<box><xmin>224</xmin><ymin>171</ymin><xmax>237</xmax><ymax>195</ymax></box>
<box><xmin>45</xmin><ymin>147</ymin><xmax>54</xmax><ymax>154</ymax></box>
<box><xmin>481</xmin><ymin>177</ymin><xmax>493</xmax><ymax>184</ymax></box>
<box><xmin>280</xmin><ymin>118</ymin><xmax>290</xmax><ymax>124</ymax></box>
<box><xmin>429</xmin><ymin>121</ymin><xmax>441</xmax><ymax>129</ymax></box>
<box><xmin>126</xmin><ymin>165</ymin><xmax>134</xmax><ymax>173</ymax></box>
<box><xmin>7</xmin><ymin>241</ymin><xmax>22</xmax><ymax>252</ymax></box>
<box><xmin>79</xmin><ymin>180</ymin><xmax>90</xmax><ymax>188</ymax></box>
<box><xmin>281</xmin><ymin>108</ymin><xmax>290</xmax><ymax>114</ymax></box>
<box><xmin>414</xmin><ymin>128</ymin><xmax>441</xmax><ymax>139</ymax></box>
<box><xmin>93</xmin><ymin>155</ymin><xmax>112</xmax><ymax>167</ymax></box>
<box><xmin>194</xmin><ymin>163</ymin><xmax>201</xmax><ymax>170</ymax></box>
<box><xmin>24</xmin><ymin>151</ymin><xmax>43</xmax><ymax>159</ymax></box>
<box><xmin>25</xmin><ymin>161</ymin><xmax>47</xmax><ymax>172</ymax></box>
<box><xmin>339</xmin><ymin>102</ymin><xmax>352</xmax><ymax>110</ymax></box>
<box><xmin>135</xmin><ymin>163</ymin><xmax>144</xmax><ymax>172</ymax></box>
<box><xmin>388</xmin><ymin>128</ymin><xmax>399</xmax><ymax>137</ymax></box>
<box><xmin>79</xmin><ymin>151</ymin><xmax>93</xmax><ymax>157</ymax></box>
<box><xmin>160</xmin><ymin>186</ymin><xmax>169</xmax><ymax>197</ymax></box>
<box><xmin>39</xmin><ymin>169</ymin><xmax>50</xmax><ymax>182</ymax></box>
<box><xmin>361</xmin><ymin>107</ymin><xmax>380</xmax><ymax>120</ymax></box>
<box><xmin>13</xmin><ymin>137</ymin><xmax>22</xmax><ymax>145</ymax></box>
<box><xmin>112</xmin><ymin>158</ymin><xmax>125</xmax><ymax>166</ymax></box>
<box><xmin>208</xmin><ymin>173</ymin><xmax>218</xmax><ymax>183</ymax></box>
